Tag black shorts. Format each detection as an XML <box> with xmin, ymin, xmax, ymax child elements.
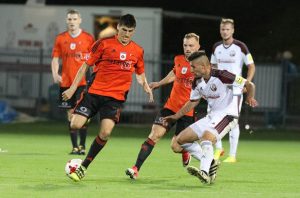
<box><xmin>74</xmin><ymin>93</ymin><xmax>123</xmax><ymax>123</ymax></box>
<box><xmin>153</xmin><ymin>108</ymin><xmax>194</xmax><ymax>135</ymax></box>
<box><xmin>58</xmin><ymin>86</ymin><xmax>86</xmax><ymax>109</ymax></box>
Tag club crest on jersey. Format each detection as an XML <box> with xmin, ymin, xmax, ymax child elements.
<box><xmin>229</xmin><ymin>50</ymin><xmax>236</xmax><ymax>57</ymax></box>
<box><xmin>70</xmin><ymin>43</ymin><xmax>76</xmax><ymax>50</ymax></box>
<box><xmin>181</xmin><ymin>67</ymin><xmax>188</xmax><ymax>74</ymax></box>
<box><xmin>210</xmin><ymin>84</ymin><xmax>217</xmax><ymax>91</ymax></box>
<box><xmin>120</xmin><ymin>52</ymin><xmax>127</xmax><ymax>60</ymax></box>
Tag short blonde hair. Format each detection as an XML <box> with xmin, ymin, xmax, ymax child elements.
<box><xmin>221</xmin><ymin>18</ymin><xmax>234</xmax><ymax>27</ymax></box>
<box><xmin>184</xmin><ymin>33</ymin><xmax>200</xmax><ymax>42</ymax></box>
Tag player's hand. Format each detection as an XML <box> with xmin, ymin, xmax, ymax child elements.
<box><xmin>245</xmin><ymin>97</ymin><xmax>258</xmax><ymax>107</ymax></box>
<box><xmin>162</xmin><ymin>115</ymin><xmax>178</xmax><ymax>127</ymax></box>
<box><xmin>242</xmin><ymin>87</ymin><xmax>247</xmax><ymax>93</ymax></box>
<box><xmin>62</xmin><ymin>87</ymin><xmax>76</xmax><ymax>101</ymax></box>
<box><xmin>148</xmin><ymin>89</ymin><xmax>154</xmax><ymax>103</ymax></box>
<box><xmin>53</xmin><ymin>74</ymin><xmax>62</xmax><ymax>84</ymax></box>
<box><xmin>149</xmin><ymin>82</ymin><xmax>160</xmax><ymax>90</ymax></box>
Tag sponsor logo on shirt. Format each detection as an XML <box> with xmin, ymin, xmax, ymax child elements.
<box><xmin>210</xmin><ymin>84</ymin><xmax>217</xmax><ymax>91</ymax></box>
<box><xmin>70</xmin><ymin>43</ymin><xmax>76</xmax><ymax>50</ymax></box>
<box><xmin>181</xmin><ymin>67</ymin><xmax>188</xmax><ymax>74</ymax></box>
<box><xmin>120</xmin><ymin>52</ymin><xmax>127</xmax><ymax>60</ymax></box>
<box><xmin>217</xmin><ymin>59</ymin><xmax>235</xmax><ymax>63</ymax></box>
<box><xmin>230</xmin><ymin>50</ymin><xmax>236</xmax><ymax>57</ymax></box>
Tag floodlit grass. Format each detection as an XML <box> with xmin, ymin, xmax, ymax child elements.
<box><xmin>0</xmin><ymin>121</ymin><xmax>300</xmax><ymax>198</ymax></box>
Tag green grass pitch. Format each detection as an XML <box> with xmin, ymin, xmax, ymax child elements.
<box><xmin>0</xmin><ymin>121</ymin><xmax>300</xmax><ymax>198</ymax></box>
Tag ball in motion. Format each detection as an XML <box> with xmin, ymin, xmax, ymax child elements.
<box><xmin>65</xmin><ymin>159</ymin><xmax>82</xmax><ymax>175</ymax></box>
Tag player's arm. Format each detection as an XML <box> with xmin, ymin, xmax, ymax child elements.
<box><xmin>136</xmin><ymin>73</ymin><xmax>154</xmax><ymax>102</ymax></box>
<box><xmin>163</xmin><ymin>99</ymin><xmax>200</xmax><ymax>124</ymax></box>
<box><xmin>246</xmin><ymin>63</ymin><xmax>256</xmax><ymax>81</ymax></box>
<box><xmin>244</xmin><ymin>80</ymin><xmax>258</xmax><ymax>107</ymax></box>
<box><xmin>51</xmin><ymin>57</ymin><xmax>62</xmax><ymax>83</ymax></box>
<box><xmin>149</xmin><ymin>70</ymin><xmax>176</xmax><ymax>90</ymax></box>
<box><xmin>62</xmin><ymin>62</ymin><xmax>89</xmax><ymax>101</ymax></box>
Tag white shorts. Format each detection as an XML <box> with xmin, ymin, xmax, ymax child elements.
<box><xmin>189</xmin><ymin>112</ymin><xmax>238</xmax><ymax>141</ymax></box>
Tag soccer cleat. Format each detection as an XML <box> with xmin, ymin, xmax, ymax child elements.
<box><xmin>68</xmin><ymin>165</ymin><xmax>87</xmax><ymax>182</ymax></box>
<box><xmin>182</xmin><ymin>151</ymin><xmax>191</xmax><ymax>167</ymax></box>
<box><xmin>186</xmin><ymin>166</ymin><xmax>211</xmax><ymax>184</ymax></box>
<box><xmin>125</xmin><ymin>166</ymin><xmax>138</xmax><ymax>179</ymax></box>
<box><xmin>69</xmin><ymin>147</ymin><xmax>79</xmax><ymax>155</ymax></box>
<box><xmin>209</xmin><ymin>159</ymin><xmax>220</xmax><ymax>183</ymax></box>
<box><xmin>78</xmin><ymin>145</ymin><xmax>86</xmax><ymax>155</ymax></box>
<box><xmin>213</xmin><ymin>148</ymin><xmax>225</xmax><ymax>160</ymax></box>
<box><xmin>223</xmin><ymin>156</ymin><xmax>237</xmax><ymax>163</ymax></box>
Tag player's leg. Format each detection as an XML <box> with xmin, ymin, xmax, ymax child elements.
<box><xmin>171</xmin><ymin>115</ymin><xmax>200</xmax><ymax>167</ymax></box>
<box><xmin>126</xmin><ymin>108</ymin><xmax>174</xmax><ymax>179</ymax></box>
<box><xmin>214</xmin><ymin>139</ymin><xmax>224</xmax><ymax>160</ymax></box>
<box><xmin>224</xmin><ymin>95</ymin><xmax>242</xmax><ymax>163</ymax></box>
<box><xmin>59</xmin><ymin>86</ymin><xmax>80</xmax><ymax>154</ymax></box>
<box><xmin>67</xmin><ymin>109</ymin><xmax>79</xmax><ymax>154</ymax></box>
<box><xmin>223</xmin><ymin>124</ymin><xmax>239</xmax><ymax>163</ymax></box>
<box><xmin>176</xmin><ymin>126</ymin><xmax>211</xmax><ymax>184</ymax></box>
<box><xmin>75</xmin><ymin>86</ymin><xmax>89</xmax><ymax>155</ymax></box>
<box><xmin>126</xmin><ymin>124</ymin><xmax>167</xmax><ymax>179</ymax></box>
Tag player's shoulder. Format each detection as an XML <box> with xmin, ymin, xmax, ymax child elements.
<box><xmin>81</xmin><ymin>30</ymin><xmax>94</xmax><ymax>39</ymax></box>
<box><xmin>233</xmin><ymin>39</ymin><xmax>248</xmax><ymax>47</ymax></box>
<box><xmin>174</xmin><ymin>54</ymin><xmax>185</xmax><ymax>61</ymax></box>
<box><xmin>56</xmin><ymin>31</ymin><xmax>68</xmax><ymax>38</ymax></box>
<box><xmin>130</xmin><ymin>40</ymin><xmax>144</xmax><ymax>52</ymax></box>
<box><xmin>192</xmin><ymin>77</ymin><xmax>203</xmax><ymax>90</ymax></box>
<box><xmin>232</xmin><ymin>39</ymin><xmax>249</xmax><ymax>54</ymax></box>
<box><xmin>212</xmin><ymin>40</ymin><xmax>223</xmax><ymax>50</ymax></box>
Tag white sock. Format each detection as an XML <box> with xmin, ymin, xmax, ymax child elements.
<box><xmin>181</xmin><ymin>142</ymin><xmax>202</xmax><ymax>161</ymax></box>
<box><xmin>229</xmin><ymin>124</ymin><xmax>240</xmax><ymax>157</ymax></box>
<box><xmin>200</xmin><ymin>140</ymin><xmax>213</xmax><ymax>173</ymax></box>
<box><xmin>215</xmin><ymin>139</ymin><xmax>223</xmax><ymax>150</ymax></box>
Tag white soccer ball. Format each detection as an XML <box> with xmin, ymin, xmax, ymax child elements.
<box><xmin>65</xmin><ymin>159</ymin><xmax>82</xmax><ymax>175</ymax></box>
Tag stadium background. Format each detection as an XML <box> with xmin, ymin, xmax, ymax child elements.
<box><xmin>0</xmin><ymin>0</ymin><xmax>299</xmax><ymax>129</ymax></box>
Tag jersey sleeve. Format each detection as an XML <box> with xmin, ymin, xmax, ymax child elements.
<box><xmin>86</xmin><ymin>40</ymin><xmax>103</xmax><ymax>66</ymax></box>
<box><xmin>244</xmin><ymin>53</ymin><xmax>254</xmax><ymax>66</ymax></box>
<box><xmin>190</xmin><ymin>86</ymin><xmax>202</xmax><ymax>101</ymax></box>
<box><xmin>135</xmin><ymin>49</ymin><xmax>145</xmax><ymax>75</ymax></box>
<box><xmin>210</xmin><ymin>53</ymin><xmax>217</xmax><ymax>65</ymax></box>
<box><xmin>51</xmin><ymin>36</ymin><xmax>61</xmax><ymax>58</ymax></box>
<box><xmin>240</xmin><ymin>42</ymin><xmax>254</xmax><ymax>66</ymax></box>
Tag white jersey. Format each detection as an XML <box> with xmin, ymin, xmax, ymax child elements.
<box><xmin>190</xmin><ymin>69</ymin><xmax>246</xmax><ymax>118</ymax></box>
<box><xmin>210</xmin><ymin>39</ymin><xmax>254</xmax><ymax>95</ymax></box>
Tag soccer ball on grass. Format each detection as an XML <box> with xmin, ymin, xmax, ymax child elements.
<box><xmin>65</xmin><ymin>159</ymin><xmax>82</xmax><ymax>175</ymax></box>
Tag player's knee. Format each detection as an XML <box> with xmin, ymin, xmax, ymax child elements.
<box><xmin>171</xmin><ymin>143</ymin><xmax>182</xmax><ymax>153</ymax></box>
<box><xmin>176</xmin><ymin>135</ymin><xmax>185</xmax><ymax>145</ymax></box>
<box><xmin>99</xmin><ymin>130</ymin><xmax>111</xmax><ymax>140</ymax></box>
<box><xmin>70</xmin><ymin>121</ymin><xmax>84</xmax><ymax>130</ymax></box>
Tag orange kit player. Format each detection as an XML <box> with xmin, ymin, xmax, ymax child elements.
<box><xmin>126</xmin><ymin>33</ymin><xmax>203</xmax><ymax>179</ymax></box>
<box><xmin>51</xmin><ymin>9</ymin><xmax>94</xmax><ymax>155</ymax></box>
<box><xmin>61</xmin><ymin>14</ymin><xmax>153</xmax><ymax>182</ymax></box>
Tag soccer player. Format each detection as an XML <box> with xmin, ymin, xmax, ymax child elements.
<box><xmin>163</xmin><ymin>51</ymin><xmax>258</xmax><ymax>184</ymax></box>
<box><xmin>62</xmin><ymin>14</ymin><xmax>154</xmax><ymax>182</ymax></box>
<box><xmin>125</xmin><ymin>33</ymin><xmax>201</xmax><ymax>179</ymax></box>
<box><xmin>51</xmin><ymin>9</ymin><xmax>94</xmax><ymax>155</ymax></box>
<box><xmin>211</xmin><ymin>18</ymin><xmax>256</xmax><ymax>163</ymax></box>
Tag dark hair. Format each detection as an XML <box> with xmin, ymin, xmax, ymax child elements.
<box><xmin>119</xmin><ymin>14</ymin><xmax>136</xmax><ymax>28</ymax></box>
<box><xmin>188</xmin><ymin>50</ymin><xmax>206</xmax><ymax>62</ymax></box>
